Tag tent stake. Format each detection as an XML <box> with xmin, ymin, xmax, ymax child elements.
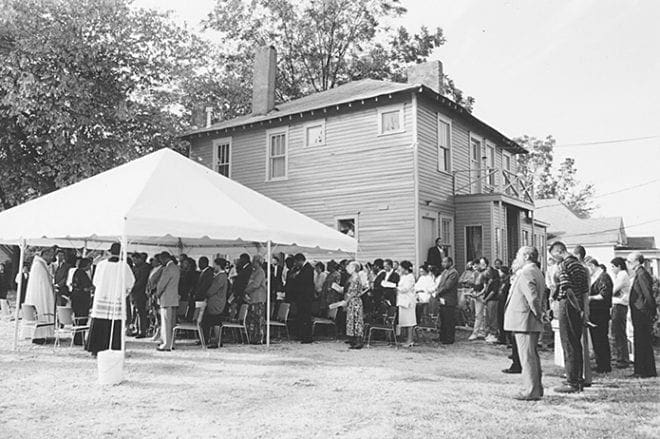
<box><xmin>11</xmin><ymin>239</ymin><xmax>27</xmax><ymax>351</ymax></box>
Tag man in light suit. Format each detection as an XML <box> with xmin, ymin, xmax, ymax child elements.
<box><xmin>504</xmin><ymin>246</ymin><xmax>546</xmax><ymax>400</ymax></box>
<box><xmin>156</xmin><ymin>251</ymin><xmax>180</xmax><ymax>351</ymax></box>
<box><xmin>435</xmin><ymin>257</ymin><xmax>459</xmax><ymax>344</ymax></box>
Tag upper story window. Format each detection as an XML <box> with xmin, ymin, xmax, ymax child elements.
<box><xmin>305</xmin><ymin>120</ymin><xmax>326</xmax><ymax>147</ymax></box>
<box><xmin>378</xmin><ymin>104</ymin><xmax>404</xmax><ymax>135</ymax></box>
<box><xmin>437</xmin><ymin>115</ymin><xmax>452</xmax><ymax>173</ymax></box>
<box><xmin>213</xmin><ymin>137</ymin><xmax>231</xmax><ymax>178</ymax></box>
<box><xmin>485</xmin><ymin>142</ymin><xmax>496</xmax><ymax>186</ymax></box>
<box><xmin>503</xmin><ymin>153</ymin><xmax>512</xmax><ymax>172</ymax></box>
<box><xmin>267</xmin><ymin>128</ymin><xmax>288</xmax><ymax>181</ymax></box>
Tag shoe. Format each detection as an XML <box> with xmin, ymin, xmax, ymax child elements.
<box><xmin>468</xmin><ymin>334</ymin><xmax>479</xmax><ymax>341</ymax></box>
<box><xmin>554</xmin><ymin>385</ymin><xmax>581</xmax><ymax>393</ymax></box>
<box><xmin>207</xmin><ymin>344</ymin><xmax>219</xmax><ymax>349</ymax></box>
<box><xmin>441</xmin><ymin>341</ymin><xmax>454</xmax><ymax>345</ymax></box>
<box><xmin>513</xmin><ymin>394</ymin><xmax>541</xmax><ymax>401</ymax></box>
<box><xmin>507</xmin><ymin>354</ymin><xmax>513</xmax><ymax>360</ymax></box>
<box><xmin>349</xmin><ymin>345</ymin><xmax>363</xmax><ymax>350</ymax></box>
<box><xmin>156</xmin><ymin>346</ymin><xmax>171</xmax><ymax>352</ymax></box>
<box><xmin>485</xmin><ymin>335</ymin><xmax>498</xmax><ymax>343</ymax></box>
<box><xmin>502</xmin><ymin>368</ymin><xmax>522</xmax><ymax>374</ymax></box>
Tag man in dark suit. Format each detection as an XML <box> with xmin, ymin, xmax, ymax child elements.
<box><xmin>626</xmin><ymin>252</ymin><xmax>657</xmax><ymax>378</ymax></box>
<box><xmin>292</xmin><ymin>253</ymin><xmax>315</xmax><ymax>343</ymax></box>
<box><xmin>195</xmin><ymin>257</ymin><xmax>215</xmax><ymax>301</ymax></box>
<box><xmin>380</xmin><ymin>259</ymin><xmax>400</xmax><ymax>306</ymax></box>
<box><xmin>201</xmin><ymin>258</ymin><xmax>229</xmax><ymax>348</ymax></box>
<box><xmin>426</xmin><ymin>238</ymin><xmax>447</xmax><ymax>271</ymax></box>
<box><xmin>504</xmin><ymin>246</ymin><xmax>546</xmax><ymax>401</ymax></box>
<box><xmin>229</xmin><ymin>254</ymin><xmax>252</xmax><ymax>317</ymax></box>
<box><xmin>436</xmin><ymin>256</ymin><xmax>459</xmax><ymax>344</ymax></box>
<box><xmin>53</xmin><ymin>249</ymin><xmax>72</xmax><ymax>306</ymax></box>
<box><xmin>130</xmin><ymin>252</ymin><xmax>151</xmax><ymax>338</ymax></box>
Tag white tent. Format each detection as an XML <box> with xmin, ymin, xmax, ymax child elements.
<box><xmin>0</xmin><ymin>148</ymin><xmax>357</xmax><ymax>352</ymax></box>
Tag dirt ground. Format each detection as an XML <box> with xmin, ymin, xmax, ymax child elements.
<box><xmin>0</xmin><ymin>319</ymin><xmax>658</xmax><ymax>439</ymax></box>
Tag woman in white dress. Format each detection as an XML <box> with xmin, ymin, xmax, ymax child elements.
<box><xmin>414</xmin><ymin>264</ymin><xmax>435</xmax><ymax>326</ymax></box>
<box><xmin>397</xmin><ymin>260</ymin><xmax>417</xmax><ymax>347</ymax></box>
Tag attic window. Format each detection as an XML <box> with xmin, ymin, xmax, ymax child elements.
<box><xmin>304</xmin><ymin>120</ymin><xmax>325</xmax><ymax>147</ymax></box>
<box><xmin>378</xmin><ymin>105</ymin><xmax>404</xmax><ymax>135</ymax></box>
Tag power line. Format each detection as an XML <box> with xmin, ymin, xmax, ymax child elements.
<box><xmin>535</xmin><ymin>178</ymin><xmax>660</xmax><ymax>210</ymax></box>
<box><xmin>553</xmin><ymin>135</ymin><xmax>660</xmax><ymax>148</ymax></box>
<box><xmin>555</xmin><ymin>218</ymin><xmax>660</xmax><ymax>240</ymax></box>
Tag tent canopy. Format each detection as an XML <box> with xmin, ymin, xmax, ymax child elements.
<box><xmin>0</xmin><ymin>148</ymin><xmax>357</xmax><ymax>254</ymax></box>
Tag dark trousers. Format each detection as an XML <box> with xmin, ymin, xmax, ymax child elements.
<box><xmin>631</xmin><ymin>306</ymin><xmax>657</xmax><ymax>377</ymax></box>
<box><xmin>588</xmin><ymin>308</ymin><xmax>611</xmax><ymax>372</ymax></box>
<box><xmin>201</xmin><ymin>312</ymin><xmax>223</xmax><ymax>345</ymax></box>
<box><xmin>497</xmin><ymin>297</ymin><xmax>507</xmax><ymax>342</ymax></box>
<box><xmin>509</xmin><ymin>332</ymin><xmax>522</xmax><ymax>370</ymax></box>
<box><xmin>610</xmin><ymin>304</ymin><xmax>629</xmax><ymax>365</ymax></box>
<box><xmin>558</xmin><ymin>299</ymin><xmax>584</xmax><ymax>387</ymax></box>
<box><xmin>438</xmin><ymin>305</ymin><xmax>457</xmax><ymax>343</ymax></box>
<box><xmin>297</xmin><ymin>299</ymin><xmax>313</xmax><ymax>342</ymax></box>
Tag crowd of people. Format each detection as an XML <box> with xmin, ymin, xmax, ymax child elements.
<box><xmin>10</xmin><ymin>236</ymin><xmax>659</xmax><ymax>400</ymax></box>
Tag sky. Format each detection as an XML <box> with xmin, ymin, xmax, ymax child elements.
<box><xmin>135</xmin><ymin>0</ymin><xmax>660</xmax><ymax>245</ymax></box>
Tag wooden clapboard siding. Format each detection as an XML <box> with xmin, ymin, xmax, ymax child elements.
<box><xmin>189</xmin><ymin>96</ymin><xmax>416</xmax><ymax>263</ymax></box>
<box><xmin>190</xmin><ymin>137</ymin><xmax>214</xmax><ymax>169</ymax></box>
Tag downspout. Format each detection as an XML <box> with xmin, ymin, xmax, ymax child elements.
<box><xmin>412</xmin><ymin>92</ymin><xmax>420</xmax><ymax>269</ymax></box>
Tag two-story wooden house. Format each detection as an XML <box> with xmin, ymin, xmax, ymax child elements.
<box><xmin>182</xmin><ymin>47</ymin><xmax>546</xmax><ymax>271</ymax></box>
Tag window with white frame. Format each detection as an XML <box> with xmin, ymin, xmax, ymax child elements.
<box><xmin>437</xmin><ymin>116</ymin><xmax>451</xmax><ymax>172</ymax></box>
<box><xmin>378</xmin><ymin>105</ymin><xmax>404</xmax><ymax>135</ymax></box>
<box><xmin>439</xmin><ymin>215</ymin><xmax>454</xmax><ymax>259</ymax></box>
<box><xmin>337</xmin><ymin>217</ymin><xmax>357</xmax><ymax>239</ymax></box>
<box><xmin>213</xmin><ymin>137</ymin><xmax>231</xmax><ymax>177</ymax></box>
<box><xmin>523</xmin><ymin>230</ymin><xmax>530</xmax><ymax>246</ymax></box>
<box><xmin>267</xmin><ymin>129</ymin><xmax>288</xmax><ymax>180</ymax></box>
<box><xmin>304</xmin><ymin>120</ymin><xmax>325</xmax><ymax>147</ymax></box>
<box><xmin>503</xmin><ymin>152</ymin><xmax>511</xmax><ymax>172</ymax></box>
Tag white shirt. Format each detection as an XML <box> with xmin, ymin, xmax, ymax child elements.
<box><xmin>611</xmin><ymin>270</ymin><xmax>631</xmax><ymax>306</ymax></box>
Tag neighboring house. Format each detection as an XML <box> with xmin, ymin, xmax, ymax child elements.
<box><xmin>615</xmin><ymin>236</ymin><xmax>660</xmax><ymax>277</ymax></box>
<box><xmin>182</xmin><ymin>46</ymin><xmax>546</xmax><ymax>271</ymax></box>
<box><xmin>535</xmin><ymin>198</ymin><xmax>628</xmax><ymax>265</ymax></box>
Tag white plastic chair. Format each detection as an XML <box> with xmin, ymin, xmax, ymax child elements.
<box><xmin>55</xmin><ymin>306</ymin><xmax>89</xmax><ymax>347</ymax></box>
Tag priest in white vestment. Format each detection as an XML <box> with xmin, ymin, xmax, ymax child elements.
<box><xmin>24</xmin><ymin>248</ymin><xmax>56</xmax><ymax>340</ymax></box>
<box><xmin>85</xmin><ymin>243</ymin><xmax>135</xmax><ymax>356</ymax></box>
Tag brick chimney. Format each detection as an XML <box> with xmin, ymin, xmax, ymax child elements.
<box><xmin>252</xmin><ymin>46</ymin><xmax>277</xmax><ymax>115</ymax></box>
<box><xmin>407</xmin><ymin>61</ymin><xmax>444</xmax><ymax>95</ymax></box>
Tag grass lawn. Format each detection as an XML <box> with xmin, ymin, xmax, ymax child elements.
<box><xmin>0</xmin><ymin>319</ymin><xmax>658</xmax><ymax>439</ymax></box>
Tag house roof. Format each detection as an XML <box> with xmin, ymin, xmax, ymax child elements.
<box><xmin>534</xmin><ymin>198</ymin><xmax>626</xmax><ymax>247</ymax></box>
<box><xmin>180</xmin><ymin>79</ymin><xmax>527</xmax><ymax>154</ymax></box>
<box><xmin>616</xmin><ymin>236</ymin><xmax>657</xmax><ymax>250</ymax></box>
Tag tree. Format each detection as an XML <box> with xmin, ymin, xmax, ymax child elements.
<box><xmin>0</xmin><ymin>0</ymin><xmax>206</xmax><ymax>210</ymax></box>
<box><xmin>203</xmin><ymin>0</ymin><xmax>474</xmax><ymax>112</ymax></box>
<box><xmin>515</xmin><ymin>135</ymin><xmax>595</xmax><ymax>218</ymax></box>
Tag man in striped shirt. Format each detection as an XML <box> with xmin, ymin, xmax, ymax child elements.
<box><xmin>550</xmin><ymin>241</ymin><xmax>590</xmax><ymax>393</ymax></box>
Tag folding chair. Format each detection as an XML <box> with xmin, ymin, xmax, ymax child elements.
<box><xmin>173</xmin><ymin>301</ymin><xmax>207</xmax><ymax>349</ymax></box>
<box><xmin>367</xmin><ymin>310</ymin><xmax>398</xmax><ymax>348</ymax></box>
<box><xmin>55</xmin><ymin>306</ymin><xmax>90</xmax><ymax>347</ymax></box>
<box><xmin>268</xmin><ymin>302</ymin><xmax>291</xmax><ymax>341</ymax></box>
<box><xmin>312</xmin><ymin>307</ymin><xmax>338</xmax><ymax>339</ymax></box>
<box><xmin>21</xmin><ymin>304</ymin><xmax>55</xmax><ymax>339</ymax></box>
<box><xmin>219</xmin><ymin>303</ymin><xmax>249</xmax><ymax>345</ymax></box>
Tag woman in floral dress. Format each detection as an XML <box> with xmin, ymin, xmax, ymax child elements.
<box><xmin>345</xmin><ymin>261</ymin><xmax>364</xmax><ymax>349</ymax></box>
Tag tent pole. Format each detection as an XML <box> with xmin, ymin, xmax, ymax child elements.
<box><xmin>11</xmin><ymin>239</ymin><xmax>27</xmax><ymax>351</ymax></box>
<box><xmin>266</xmin><ymin>240</ymin><xmax>271</xmax><ymax>348</ymax></box>
<box><xmin>120</xmin><ymin>234</ymin><xmax>128</xmax><ymax>353</ymax></box>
